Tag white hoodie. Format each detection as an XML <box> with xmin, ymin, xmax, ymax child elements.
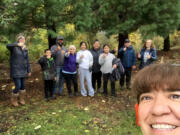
<box><xmin>76</xmin><ymin>50</ymin><xmax>93</xmax><ymax>69</ymax></box>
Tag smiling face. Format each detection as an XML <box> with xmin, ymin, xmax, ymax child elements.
<box><xmin>93</xmin><ymin>41</ymin><xmax>100</xmax><ymax>50</ymax></box>
<box><xmin>124</xmin><ymin>42</ymin><xmax>131</xmax><ymax>47</ymax></box>
<box><xmin>80</xmin><ymin>43</ymin><xmax>86</xmax><ymax>50</ymax></box>
<box><xmin>103</xmin><ymin>45</ymin><xmax>110</xmax><ymax>54</ymax></box>
<box><xmin>139</xmin><ymin>89</ymin><xmax>180</xmax><ymax>135</ymax></box>
<box><xmin>132</xmin><ymin>64</ymin><xmax>180</xmax><ymax>135</ymax></box>
<box><xmin>18</xmin><ymin>37</ymin><xmax>26</xmax><ymax>44</ymax></box>
<box><xmin>45</xmin><ymin>50</ymin><xmax>51</xmax><ymax>57</ymax></box>
<box><xmin>145</xmin><ymin>40</ymin><xmax>152</xmax><ymax>49</ymax></box>
<box><xmin>69</xmin><ymin>47</ymin><xmax>76</xmax><ymax>54</ymax></box>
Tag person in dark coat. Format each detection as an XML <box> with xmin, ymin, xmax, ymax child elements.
<box><xmin>51</xmin><ymin>36</ymin><xmax>67</xmax><ymax>96</ymax></box>
<box><xmin>38</xmin><ymin>49</ymin><xmax>56</xmax><ymax>101</ymax></box>
<box><xmin>6</xmin><ymin>35</ymin><xmax>31</xmax><ymax>107</ymax></box>
<box><xmin>138</xmin><ymin>39</ymin><xmax>157</xmax><ymax>69</ymax></box>
<box><xmin>90</xmin><ymin>40</ymin><xmax>103</xmax><ymax>93</ymax></box>
<box><xmin>118</xmin><ymin>39</ymin><xmax>136</xmax><ymax>90</ymax></box>
<box><xmin>62</xmin><ymin>45</ymin><xmax>78</xmax><ymax>97</ymax></box>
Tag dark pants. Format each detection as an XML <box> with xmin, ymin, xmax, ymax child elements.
<box><xmin>44</xmin><ymin>80</ymin><xmax>54</xmax><ymax>99</ymax></box>
<box><xmin>103</xmin><ymin>73</ymin><xmax>115</xmax><ymax>95</ymax></box>
<box><xmin>13</xmin><ymin>78</ymin><xmax>26</xmax><ymax>94</ymax></box>
<box><xmin>92</xmin><ymin>71</ymin><xmax>102</xmax><ymax>90</ymax></box>
<box><xmin>120</xmin><ymin>67</ymin><xmax>132</xmax><ymax>87</ymax></box>
<box><xmin>63</xmin><ymin>73</ymin><xmax>78</xmax><ymax>94</ymax></box>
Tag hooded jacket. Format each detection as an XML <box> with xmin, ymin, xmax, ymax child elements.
<box><xmin>7</xmin><ymin>43</ymin><xmax>31</xmax><ymax>78</ymax></box>
<box><xmin>50</xmin><ymin>36</ymin><xmax>67</xmax><ymax>67</ymax></box>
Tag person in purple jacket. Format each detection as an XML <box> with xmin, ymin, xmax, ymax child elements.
<box><xmin>62</xmin><ymin>45</ymin><xmax>78</xmax><ymax>97</ymax></box>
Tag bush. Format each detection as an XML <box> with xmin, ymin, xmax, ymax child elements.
<box><xmin>28</xmin><ymin>44</ymin><xmax>48</xmax><ymax>62</ymax></box>
<box><xmin>0</xmin><ymin>44</ymin><xmax>9</xmax><ymax>63</ymax></box>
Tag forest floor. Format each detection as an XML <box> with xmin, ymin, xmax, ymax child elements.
<box><xmin>0</xmin><ymin>48</ymin><xmax>180</xmax><ymax>135</ymax></box>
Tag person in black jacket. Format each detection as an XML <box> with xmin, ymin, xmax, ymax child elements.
<box><xmin>6</xmin><ymin>35</ymin><xmax>31</xmax><ymax>107</ymax></box>
<box><xmin>90</xmin><ymin>40</ymin><xmax>103</xmax><ymax>93</ymax></box>
<box><xmin>39</xmin><ymin>49</ymin><xmax>56</xmax><ymax>101</ymax></box>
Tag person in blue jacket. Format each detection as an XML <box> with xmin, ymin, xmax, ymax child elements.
<box><xmin>137</xmin><ymin>39</ymin><xmax>157</xmax><ymax>69</ymax></box>
<box><xmin>7</xmin><ymin>35</ymin><xmax>31</xmax><ymax>107</ymax></box>
<box><xmin>118</xmin><ymin>39</ymin><xmax>136</xmax><ymax>90</ymax></box>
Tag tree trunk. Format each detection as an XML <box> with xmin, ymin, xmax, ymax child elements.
<box><xmin>118</xmin><ymin>33</ymin><xmax>128</xmax><ymax>57</ymax></box>
<box><xmin>47</xmin><ymin>23</ymin><xmax>57</xmax><ymax>49</ymax></box>
<box><xmin>163</xmin><ymin>35</ymin><xmax>170</xmax><ymax>51</ymax></box>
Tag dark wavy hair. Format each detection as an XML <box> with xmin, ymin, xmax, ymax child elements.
<box><xmin>103</xmin><ymin>44</ymin><xmax>110</xmax><ymax>49</ymax></box>
<box><xmin>80</xmin><ymin>41</ymin><xmax>87</xmax><ymax>47</ymax></box>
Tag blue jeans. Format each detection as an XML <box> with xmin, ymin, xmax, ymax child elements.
<box><xmin>13</xmin><ymin>78</ymin><xmax>26</xmax><ymax>94</ymax></box>
<box><xmin>53</xmin><ymin>67</ymin><xmax>64</xmax><ymax>94</ymax></box>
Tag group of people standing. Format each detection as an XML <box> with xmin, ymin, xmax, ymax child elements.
<box><xmin>7</xmin><ymin>34</ymin><xmax>157</xmax><ymax>106</ymax></box>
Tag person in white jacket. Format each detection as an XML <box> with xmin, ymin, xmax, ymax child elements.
<box><xmin>76</xmin><ymin>41</ymin><xmax>94</xmax><ymax>97</ymax></box>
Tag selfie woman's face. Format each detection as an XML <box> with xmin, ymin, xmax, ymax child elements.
<box><xmin>139</xmin><ymin>89</ymin><xmax>180</xmax><ymax>135</ymax></box>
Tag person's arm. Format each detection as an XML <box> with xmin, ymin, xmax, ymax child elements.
<box><xmin>76</xmin><ymin>51</ymin><xmax>82</xmax><ymax>64</ymax></box>
<box><xmin>89</xmin><ymin>51</ymin><xmax>93</xmax><ymax>67</ymax></box>
<box><xmin>99</xmin><ymin>54</ymin><xmax>106</xmax><ymax>65</ymax></box>
<box><xmin>6</xmin><ymin>43</ymin><xmax>18</xmax><ymax>51</ymax></box>
<box><xmin>38</xmin><ymin>56</ymin><xmax>46</xmax><ymax>65</ymax></box>
<box><xmin>50</xmin><ymin>45</ymin><xmax>56</xmax><ymax>55</ymax></box>
<box><xmin>137</xmin><ymin>49</ymin><xmax>143</xmax><ymax>60</ymax></box>
<box><xmin>64</xmin><ymin>52</ymin><xmax>70</xmax><ymax>58</ymax></box>
<box><xmin>150</xmin><ymin>49</ymin><xmax>157</xmax><ymax>61</ymax></box>
<box><xmin>118</xmin><ymin>47</ymin><xmax>125</xmax><ymax>58</ymax></box>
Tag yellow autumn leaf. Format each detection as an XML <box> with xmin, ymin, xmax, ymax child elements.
<box><xmin>84</xmin><ymin>130</ymin><xmax>90</xmax><ymax>133</ymax></box>
<box><xmin>11</xmin><ymin>86</ymin><xmax>15</xmax><ymax>90</ymax></box>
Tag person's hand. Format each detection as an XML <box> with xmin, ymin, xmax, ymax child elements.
<box><xmin>54</xmin><ymin>77</ymin><xmax>56</xmax><ymax>81</ymax></box>
<box><xmin>67</xmin><ymin>51</ymin><xmax>70</xmax><ymax>55</ymax></box>
<box><xmin>113</xmin><ymin>64</ymin><xmax>117</xmax><ymax>69</ymax></box>
<box><xmin>56</xmin><ymin>45</ymin><xmax>61</xmax><ymax>51</ymax></box>
<box><xmin>62</xmin><ymin>50</ymin><xmax>65</xmax><ymax>55</ymax></box>
<box><xmin>28</xmin><ymin>72</ymin><xmax>31</xmax><ymax>77</ymax></box>
<box><xmin>147</xmin><ymin>54</ymin><xmax>151</xmax><ymax>59</ymax></box>
<box><xmin>18</xmin><ymin>42</ymin><xmax>24</xmax><ymax>47</ymax></box>
<box><xmin>80</xmin><ymin>54</ymin><xmax>84</xmax><ymax>59</ymax></box>
<box><xmin>103</xmin><ymin>53</ymin><xmax>107</xmax><ymax>59</ymax></box>
<box><xmin>132</xmin><ymin>65</ymin><xmax>136</xmax><ymax>70</ymax></box>
<box><xmin>137</xmin><ymin>53</ymin><xmax>141</xmax><ymax>58</ymax></box>
<box><xmin>123</xmin><ymin>47</ymin><xmax>127</xmax><ymax>51</ymax></box>
<box><xmin>46</xmin><ymin>55</ymin><xmax>51</xmax><ymax>59</ymax></box>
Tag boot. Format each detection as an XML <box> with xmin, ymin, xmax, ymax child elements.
<box><xmin>19</xmin><ymin>90</ymin><xmax>26</xmax><ymax>105</ymax></box>
<box><xmin>11</xmin><ymin>93</ymin><xmax>19</xmax><ymax>107</ymax></box>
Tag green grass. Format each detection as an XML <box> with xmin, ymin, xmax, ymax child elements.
<box><xmin>0</xmin><ymin>95</ymin><xmax>142</xmax><ymax>135</ymax></box>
